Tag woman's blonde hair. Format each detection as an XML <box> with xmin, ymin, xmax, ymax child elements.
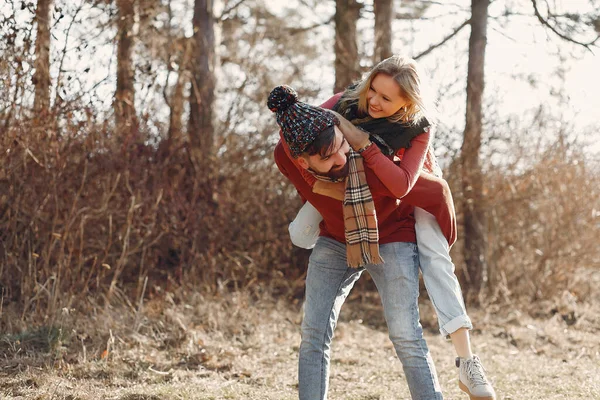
<box><xmin>343</xmin><ymin>55</ymin><xmax>434</xmax><ymax>124</ymax></box>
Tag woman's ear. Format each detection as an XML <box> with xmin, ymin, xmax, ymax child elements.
<box><xmin>297</xmin><ymin>157</ymin><xmax>309</xmax><ymax>170</ymax></box>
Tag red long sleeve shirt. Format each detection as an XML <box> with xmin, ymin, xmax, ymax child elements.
<box><xmin>275</xmin><ymin>141</ymin><xmax>421</xmax><ymax>244</ymax></box>
<box><xmin>274</xmin><ymin>93</ymin><xmax>457</xmax><ymax>246</ymax></box>
<box><xmin>275</xmin><ymin>94</ymin><xmax>432</xmax><ymax>244</ymax></box>
<box><xmin>320</xmin><ymin>93</ymin><xmax>456</xmax><ymax>246</ymax></box>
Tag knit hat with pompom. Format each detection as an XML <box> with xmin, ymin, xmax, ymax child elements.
<box><xmin>268</xmin><ymin>85</ymin><xmax>339</xmax><ymax>158</ymax></box>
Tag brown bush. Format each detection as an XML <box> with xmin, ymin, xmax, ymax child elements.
<box><xmin>486</xmin><ymin>147</ymin><xmax>600</xmax><ymax>305</ymax></box>
<box><xmin>447</xmin><ymin>143</ymin><xmax>600</xmax><ymax>308</ymax></box>
<box><xmin>2</xmin><ymin>111</ymin><xmax>599</xmax><ymax>331</ymax></box>
<box><xmin>0</xmin><ymin>116</ymin><xmax>304</xmax><ymax>329</ymax></box>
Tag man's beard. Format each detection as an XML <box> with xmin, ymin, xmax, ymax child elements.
<box><xmin>309</xmin><ymin>161</ymin><xmax>350</xmax><ymax>180</ymax></box>
<box><xmin>327</xmin><ymin>162</ymin><xmax>350</xmax><ymax>179</ymax></box>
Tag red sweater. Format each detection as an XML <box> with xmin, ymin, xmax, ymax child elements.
<box><xmin>274</xmin><ymin>94</ymin><xmax>457</xmax><ymax>246</ymax></box>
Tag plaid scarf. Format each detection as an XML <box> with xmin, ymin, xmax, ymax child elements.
<box><xmin>312</xmin><ymin>148</ymin><xmax>384</xmax><ymax>268</ymax></box>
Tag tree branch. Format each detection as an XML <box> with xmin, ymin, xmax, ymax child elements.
<box><xmin>411</xmin><ymin>0</ymin><xmax>465</xmax><ymax>8</ymax></box>
<box><xmin>54</xmin><ymin>1</ymin><xmax>85</xmax><ymax>112</ymax></box>
<box><xmin>531</xmin><ymin>0</ymin><xmax>599</xmax><ymax>51</ymax></box>
<box><xmin>395</xmin><ymin>10</ymin><xmax>465</xmax><ymax>21</ymax></box>
<box><xmin>219</xmin><ymin>0</ymin><xmax>247</xmax><ymax>20</ymax></box>
<box><xmin>287</xmin><ymin>16</ymin><xmax>334</xmax><ymax>35</ymax></box>
<box><xmin>414</xmin><ymin>18</ymin><xmax>470</xmax><ymax>60</ymax></box>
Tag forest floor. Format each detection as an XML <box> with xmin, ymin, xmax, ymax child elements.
<box><xmin>1</xmin><ymin>289</ymin><xmax>599</xmax><ymax>400</ymax></box>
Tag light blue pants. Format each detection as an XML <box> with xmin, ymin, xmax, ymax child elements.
<box><xmin>414</xmin><ymin>207</ymin><xmax>472</xmax><ymax>336</ymax></box>
<box><xmin>290</xmin><ymin>202</ymin><xmax>472</xmax><ymax>336</ymax></box>
<box><xmin>299</xmin><ymin>237</ymin><xmax>443</xmax><ymax>400</ymax></box>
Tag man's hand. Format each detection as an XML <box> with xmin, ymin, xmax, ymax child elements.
<box><xmin>328</xmin><ymin>110</ymin><xmax>371</xmax><ymax>151</ymax></box>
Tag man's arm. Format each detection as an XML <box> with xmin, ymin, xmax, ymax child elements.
<box><xmin>274</xmin><ymin>141</ymin><xmax>309</xmax><ymax>203</ymax></box>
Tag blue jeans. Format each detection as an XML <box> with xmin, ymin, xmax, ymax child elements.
<box><xmin>299</xmin><ymin>237</ymin><xmax>443</xmax><ymax>400</ymax></box>
<box><xmin>290</xmin><ymin>202</ymin><xmax>472</xmax><ymax>338</ymax></box>
<box><xmin>415</xmin><ymin>207</ymin><xmax>472</xmax><ymax>337</ymax></box>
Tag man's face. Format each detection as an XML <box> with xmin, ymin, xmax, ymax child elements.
<box><xmin>298</xmin><ymin>126</ymin><xmax>351</xmax><ymax>179</ymax></box>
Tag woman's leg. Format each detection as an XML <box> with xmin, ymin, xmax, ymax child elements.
<box><xmin>415</xmin><ymin>207</ymin><xmax>472</xmax><ymax>341</ymax></box>
<box><xmin>450</xmin><ymin>329</ymin><xmax>473</xmax><ymax>359</ymax></box>
<box><xmin>367</xmin><ymin>241</ymin><xmax>443</xmax><ymax>400</ymax></box>
<box><xmin>415</xmin><ymin>207</ymin><xmax>495</xmax><ymax>399</ymax></box>
<box><xmin>289</xmin><ymin>201</ymin><xmax>322</xmax><ymax>249</ymax></box>
<box><xmin>402</xmin><ymin>173</ymin><xmax>457</xmax><ymax>246</ymax></box>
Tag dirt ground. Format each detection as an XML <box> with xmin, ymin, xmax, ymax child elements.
<box><xmin>1</xmin><ymin>290</ymin><xmax>599</xmax><ymax>400</ymax></box>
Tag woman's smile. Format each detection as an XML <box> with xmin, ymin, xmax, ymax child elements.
<box><xmin>369</xmin><ymin>103</ymin><xmax>382</xmax><ymax>113</ymax></box>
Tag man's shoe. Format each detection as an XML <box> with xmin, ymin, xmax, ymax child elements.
<box><xmin>456</xmin><ymin>355</ymin><xmax>496</xmax><ymax>400</ymax></box>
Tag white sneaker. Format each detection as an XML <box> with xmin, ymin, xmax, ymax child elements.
<box><xmin>456</xmin><ymin>355</ymin><xmax>496</xmax><ymax>399</ymax></box>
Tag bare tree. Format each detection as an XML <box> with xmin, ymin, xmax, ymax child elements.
<box><xmin>373</xmin><ymin>0</ymin><xmax>393</xmax><ymax>63</ymax></box>
<box><xmin>189</xmin><ymin>0</ymin><xmax>216</xmax><ymax>158</ymax></box>
<box><xmin>461</xmin><ymin>0</ymin><xmax>489</xmax><ymax>301</ymax></box>
<box><xmin>33</xmin><ymin>0</ymin><xmax>52</xmax><ymax>114</ymax></box>
<box><xmin>162</xmin><ymin>0</ymin><xmax>192</xmax><ymax>147</ymax></box>
<box><xmin>115</xmin><ymin>0</ymin><xmax>139</xmax><ymax>138</ymax></box>
<box><xmin>167</xmin><ymin>41</ymin><xmax>191</xmax><ymax>146</ymax></box>
<box><xmin>334</xmin><ymin>0</ymin><xmax>362</xmax><ymax>93</ymax></box>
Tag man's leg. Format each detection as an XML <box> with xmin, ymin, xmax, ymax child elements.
<box><xmin>367</xmin><ymin>242</ymin><xmax>443</xmax><ymax>400</ymax></box>
<box><xmin>299</xmin><ymin>237</ymin><xmax>362</xmax><ymax>400</ymax></box>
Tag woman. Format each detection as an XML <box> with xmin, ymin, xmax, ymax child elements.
<box><xmin>289</xmin><ymin>55</ymin><xmax>496</xmax><ymax>400</ymax></box>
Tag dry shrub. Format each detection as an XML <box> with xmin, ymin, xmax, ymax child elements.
<box><xmin>486</xmin><ymin>146</ymin><xmax>600</xmax><ymax>305</ymax></box>
<box><xmin>0</xmin><ymin>114</ymin><xmax>303</xmax><ymax>331</ymax></box>
<box><xmin>195</xmin><ymin>135</ymin><xmax>305</xmax><ymax>293</ymax></box>
<box><xmin>2</xmin><ymin>108</ymin><xmax>599</xmax><ymax>331</ymax></box>
<box><xmin>447</xmin><ymin>142</ymin><xmax>600</xmax><ymax>308</ymax></box>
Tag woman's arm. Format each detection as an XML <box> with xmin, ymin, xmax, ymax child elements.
<box><xmin>329</xmin><ymin>110</ymin><xmax>430</xmax><ymax>199</ymax></box>
<box><xmin>359</xmin><ymin>132</ymin><xmax>430</xmax><ymax>199</ymax></box>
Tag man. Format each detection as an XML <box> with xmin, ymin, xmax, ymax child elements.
<box><xmin>269</xmin><ymin>85</ymin><xmax>444</xmax><ymax>400</ymax></box>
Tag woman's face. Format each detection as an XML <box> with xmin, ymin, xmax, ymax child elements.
<box><xmin>366</xmin><ymin>73</ymin><xmax>410</xmax><ymax>119</ymax></box>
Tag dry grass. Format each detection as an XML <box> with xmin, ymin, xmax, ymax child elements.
<box><xmin>1</xmin><ymin>290</ymin><xmax>598</xmax><ymax>400</ymax></box>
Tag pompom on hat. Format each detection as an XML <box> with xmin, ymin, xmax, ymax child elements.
<box><xmin>268</xmin><ymin>85</ymin><xmax>339</xmax><ymax>158</ymax></box>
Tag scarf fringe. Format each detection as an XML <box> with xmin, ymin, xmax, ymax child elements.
<box><xmin>347</xmin><ymin>249</ymin><xmax>385</xmax><ymax>268</ymax></box>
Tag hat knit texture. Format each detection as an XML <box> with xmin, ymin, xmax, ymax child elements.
<box><xmin>268</xmin><ymin>85</ymin><xmax>339</xmax><ymax>158</ymax></box>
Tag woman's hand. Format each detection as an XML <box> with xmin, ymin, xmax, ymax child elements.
<box><xmin>313</xmin><ymin>180</ymin><xmax>345</xmax><ymax>201</ymax></box>
<box><xmin>328</xmin><ymin>110</ymin><xmax>371</xmax><ymax>151</ymax></box>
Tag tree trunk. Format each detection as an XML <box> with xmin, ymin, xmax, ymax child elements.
<box><xmin>189</xmin><ymin>0</ymin><xmax>216</xmax><ymax>158</ymax></box>
<box><xmin>461</xmin><ymin>0</ymin><xmax>489</xmax><ymax>302</ymax></box>
<box><xmin>168</xmin><ymin>39</ymin><xmax>192</xmax><ymax>145</ymax></box>
<box><xmin>33</xmin><ymin>0</ymin><xmax>52</xmax><ymax>114</ymax></box>
<box><xmin>115</xmin><ymin>0</ymin><xmax>138</xmax><ymax>140</ymax></box>
<box><xmin>334</xmin><ymin>0</ymin><xmax>362</xmax><ymax>93</ymax></box>
<box><xmin>373</xmin><ymin>0</ymin><xmax>393</xmax><ymax>64</ymax></box>
<box><xmin>168</xmin><ymin>71</ymin><xmax>186</xmax><ymax>143</ymax></box>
